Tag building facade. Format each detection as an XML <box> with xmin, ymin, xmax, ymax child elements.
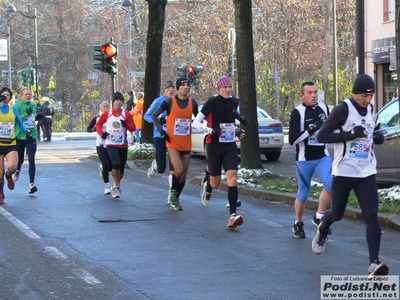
<box><xmin>365</xmin><ymin>0</ymin><xmax>396</xmax><ymax>110</ymax></box>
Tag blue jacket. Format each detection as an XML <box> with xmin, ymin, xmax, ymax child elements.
<box><xmin>143</xmin><ymin>95</ymin><xmax>168</xmax><ymax>138</ymax></box>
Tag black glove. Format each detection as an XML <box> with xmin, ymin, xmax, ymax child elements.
<box><xmin>307</xmin><ymin>119</ymin><xmax>323</xmax><ymax>135</ymax></box>
<box><xmin>120</xmin><ymin>119</ymin><xmax>127</xmax><ymax>127</ymax></box>
<box><xmin>26</xmin><ymin>107</ymin><xmax>33</xmax><ymax>115</ymax></box>
<box><xmin>159</xmin><ymin>116</ymin><xmax>166</xmax><ymax>125</ymax></box>
<box><xmin>25</xmin><ymin>130</ymin><xmax>33</xmax><ymax>141</ymax></box>
<box><xmin>101</xmin><ymin>132</ymin><xmax>109</xmax><ymax>140</ymax></box>
<box><xmin>373</xmin><ymin>130</ymin><xmax>385</xmax><ymax>145</ymax></box>
<box><xmin>351</xmin><ymin>125</ymin><xmax>367</xmax><ymax>138</ymax></box>
<box><xmin>235</xmin><ymin>128</ymin><xmax>245</xmax><ymax>138</ymax></box>
<box><xmin>239</xmin><ymin>116</ymin><xmax>247</xmax><ymax>126</ymax></box>
<box><xmin>0</xmin><ymin>95</ymin><xmax>6</xmax><ymax>102</ymax></box>
<box><xmin>160</xmin><ymin>129</ymin><xmax>170</xmax><ymax>142</ymax></box>
<box><xmin>212</xmin><ymin>127</ymin><xmax>221</xmax><ymax>138</ymax></box>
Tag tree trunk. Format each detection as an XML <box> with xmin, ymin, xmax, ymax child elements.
<box><xmin>141</xmin><ymin>0</ymin><xmax>167</xmax><ymax>144</ymax></box>
<box><xmin>233</xmin><ymin>0</ymin><xmax>262</xmax><ymax>169</ymax></box>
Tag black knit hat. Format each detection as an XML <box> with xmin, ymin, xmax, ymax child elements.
<box><xmin>176</xmin><ymin>78</ymin><xmax>189</xmax><ymax>90</ymax></box>
<box><xmin>112</xmin><ymin>91</ymin><xmax>124</xmax><ymax>104</ymax></box>
<box><xmin>352</xmin><ymin>74</ymin><xmax>375</xmax><ymax>94</ymax></box>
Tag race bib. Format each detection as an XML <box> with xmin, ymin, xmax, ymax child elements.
<box><xmin>219</xmin><ymin>123</ymin><xmax>235</xmax><ymax>143</ymax></box>
<box><xmin>348</xmin><ymin>138</ymin><xmax>372</xmax><ymax>160</ymax></box>
<box><xmin>25</xmin><ymin>114</ymin><xmax>36</xmax><ymax>128</ymax></box>
<box><xmin>173</xmin><ymin>118</ymin><xmax>191</xmax><ymax>136</ymax></box>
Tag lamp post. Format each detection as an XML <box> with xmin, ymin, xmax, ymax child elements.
<box><xmin>6</xmin><ymin>5</ymin><xmax>39</xmax><ymax>98</ymax></box>
<box><xmin>122</xmin><ymin>0</ymin><xmax>133</xmax><ymax>90</ymax></box>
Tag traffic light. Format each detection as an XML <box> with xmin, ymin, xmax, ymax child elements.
<box><xmin>102</xmin><ymin>43</ymin><xmax>118</xmax><ymax>75</ymax></box>
<box><xmin>177</xmin><ymin>65</ymin><xmax>186</xmax><ymax>77</ymax></box>
<box><xmin>93</xmin><ymin>43</ymin><xmax>118</xmax><ymax>75</ymax></box>
<box><xmin>193</xmin><ymin>66</ymin><xmax>204</xmax><ymax>85</ymax></box>
<box><xmin>30</xmin><ymin>68</ymin><xmax>36</xmax><ymax>86</ymax></box>
<box><xmin>187</xmin><ymin>65</ymin><xmax>195</xmax><ymax>83</ymax></box>
<box><xmin>18</xmin><ymin>69</ymin><xmax>29</xmax><ymax>87</ymax></box>
<box><xmin>93</xmin><ymin>44</ymin><xmax>105</xmax><ymax>71</ymax></box>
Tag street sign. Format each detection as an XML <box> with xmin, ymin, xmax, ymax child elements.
<box><xmin>130</xmin><ymin>71</ymin><xmax>145</xmax><ymax>78</ymax></box>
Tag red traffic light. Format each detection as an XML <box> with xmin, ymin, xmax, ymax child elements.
<box><xmin>101</xmin><ymin>44</ymin><xmax>117</xmax><ymax>57</ymax></box>
<box><xmin>187</xmin><ymin>65</ymin><xmax>195</xmax><ymax>77</ymax></box>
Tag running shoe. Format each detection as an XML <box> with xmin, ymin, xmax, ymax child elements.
<box><xmin>293</xmin><ymin>221</ymin><xmax>306</xmax><ymax>238</ymax></box>
<box><xmin>104</xmin><ymin>185</ymin><xmax>111</xmax><ymax>195</ymax></box>
<box><xmin>226</xmin><ymin>199</ymin><xmax>242</xmax><ymax>208</ymax></box>
<box><xmin>147</xmin><ymin>159</ymin><xmax>157</xmax><ymax>178</ymax></box>
<box><xmin>312</xmin><ymin>212</ymin><xmax>332</xmax><ymax>235</ymax></box>
<box><xmin>12</xmin><ymin>170</ymin><xmax>20</xmax><ymax>182</ymax></box>
<box><xmin>5</xmin><ymin>173</ymin><xmax>14</xmax><ymax>190</ymax></box>
<box><xmin>111</xmin><ymin>185</ymin><xmax>121</xmax><ymax>198</ymax></box>
<box><xmin>98</xmin><ymin>165</ymin><xmax>103</xmax><ymax>179</ymax></box>
<box><xmin>200</xmin><ymin>181</ymin><xmax>212</xmax><ymax>206</ymax></box>
<box><xmin>28</xmin><ymin>183</ymin><xmax>38</xmax><ymax>194</ymax></box>
<box><xmin>227</xmin><ymin>213</ymin><xmax>244</xmax><ymax>229</ymax></box>
<box><xmin>168</xmin><ymin>189</ymin><xmax>182</xmax><ymax>211</ymax></box>
<box><xmin>368</xmin><ymin>261</ymin><xmax>389</xmax><ymax>276</ymax></box>
<box><xmin>312</xmin><ymin>225</ymin><xmax>328</xmax><ymax>254</ymax></box>
<box><xmin>0</xmin><ymin>194</ymin><xmax>4</xmax><ymax>204</ymax></box>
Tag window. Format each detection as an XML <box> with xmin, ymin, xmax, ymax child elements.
<box><xmin>383</xmin><ymin>0</ymin><xmax>395</xmax><ymax>22</ymax></box>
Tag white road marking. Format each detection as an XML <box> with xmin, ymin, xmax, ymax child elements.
<box><xmin>0</xmin><ymin>207</ymin><xmax>41</xmax><ymax>239</ymax></box>
<box><xmin>45</xmin><ymin>246</ymin><xmax>68</xmax><ymax>259</ymax></box>
<box><xmin>74</xmin><ymin>268</ymin><xmax>101</xmax><ymax>285</ymax></box>
<box><xmin>257</xmin><ymin>219</ymin><xmax>284</xmax><ymax>227</ymax></box>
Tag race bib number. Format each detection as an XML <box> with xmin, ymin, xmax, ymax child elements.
<box><xmin>348</xmin><ymin>138</ymin><xmax>372</xmax><ymax>160</ymax></box>
<box><xmin>173</xmin><ymin>118</ymin><xmax>191</xmax><ymax>136</ymax></box>
<box><xmin>110</xmin><ymin>133</ymin><xmax>123</xmax><ymax>144</ymax></box>
<box><xmin>219</xmin><ymin>123</ymin><xmax>235</xmax><ymax>143</ymax></box>
<box><xmin>25</xmin><ymin>114</ymin><xmax>36</xmax><ymax>128</ymax></box>
<box><xmin>0</xmin><ymin>122</ymin><xmax>13</xmax><ymax>138</ymax></box>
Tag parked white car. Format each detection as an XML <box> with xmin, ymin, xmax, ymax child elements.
<box><xmin>191</xmin><ymin>106</ymin><xmax>284</xmax><ymax>161</ymax></box>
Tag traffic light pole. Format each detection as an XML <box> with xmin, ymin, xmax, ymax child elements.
<box><xmin>111</xmin><ymin>74</ymin><xmax>115</xmax><ymax>96</ymax></box>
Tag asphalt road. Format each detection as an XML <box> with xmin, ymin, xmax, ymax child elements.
<box><xmin>0</xmin><ymin>139</ymin><xmax>398</xmax><ymax>300</ymax></box>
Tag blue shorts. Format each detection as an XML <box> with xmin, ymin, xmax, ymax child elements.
<box><xmin>295</xmin><ymin>156</ymin><xmax>332</xmax><ymax>203</ymax></box>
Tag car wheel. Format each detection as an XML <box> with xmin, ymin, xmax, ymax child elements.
<box><xmin>264</xmin><ymin>151</ymin><xmax>281</xmax><ymax>161</ymax></box>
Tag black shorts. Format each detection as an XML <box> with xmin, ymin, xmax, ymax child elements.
<box><xmin>206</xmin><ymin>142</ymin><xmax>238</xmax><ymax>176</ymax></box>
<box><xmin>0</xmin><ymin>145</ymin><xmax>17</xmax><ymax>156</ymax></box>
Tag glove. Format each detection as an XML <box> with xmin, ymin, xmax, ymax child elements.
<box><xmin>160</xmin><ymin>129</ymin><xmax>170</xmax><ymax>142</ymax></box>
<box><xmin>351</xmin><ymin>125</ymin><xmax>367</xmax><ymax>138</ymax></box>
<box><xmin>101</xmin><ymin>132</ymin><xmax>109</xmax><ymax>140</ymax></box>
<box><xmin>235</xmin><ymin>128</ymin><xmax>245</xmax><ymax>138</ymax></box>
<box><xmin>26</xmin><ymin>107</ymin><xmax>33</xmax><ymax>115</ymax></box>
<box><xmin>25</xmin><ymin>130</ymin><xmax>33</xmax><ymax>141</ymax></box>
<box><xmin>239</xmin><ymin>116</ymin><xmax>247</xmax><ymax>126</ymax></box>
<box><xmin>307</xmin><ymin>119</ymin><xmax>323</xmax><ymax>135</ymax></box>
<box><xmin>212</xmin><ymin>127</ymin><xmax>221</xmax><ymax>138</ymax></box>
<box><xmin>159</xmin><ymin>116</ymin><xmax>166</xmax><ymax>125</ymax></box>
<box><xmin>0</xmin><ymin>95</ymin><xmax>6</xmax><ymax>102</ymax></box>
<box><xmin>120</xmin><ymin>119</ymin><xmax>127</xmax><ymax>127</ymax></box>
<box><xmin>373</xmin><ymin>130</ymin><xmax>385</xmax><ymax>145</ymax></box>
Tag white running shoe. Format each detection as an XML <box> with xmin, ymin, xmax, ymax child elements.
<box><xmin>104</xmin><ymin>186</ymin><xmax>111</xmax><ymax>195</ymax></box>
<box><xmin>12</xmin><ymin>171</ymin><xmax>20</xmax><ymax>182</ymax></box>
<box><xmin>312</xmin><ymin>225</ymin><xmax>328</xmax><ymax>254</ymax></box>
<box><xmin>147</xmin><ymin>159</ymin><xmax>157</xmax><ymax>178</ymax></box>
<box><xmin>28</xmin><ymin>183</ymin><xmax>38</xmax><ymax>194</ymax></box>
<box><xmin>111</xmin><ymin>185</ymin><xmax>121</xmax><ymax>198</ymax></box>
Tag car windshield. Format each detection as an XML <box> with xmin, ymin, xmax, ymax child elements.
<box><xmin>236</xmin><ymin>107</ymin><xmax>271</xmax><ymax>119</ymax></box>
<box><xmin>375</xmin><ymin>99</ymin><xmax>400</xmax><ymax>129</ymax></box>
